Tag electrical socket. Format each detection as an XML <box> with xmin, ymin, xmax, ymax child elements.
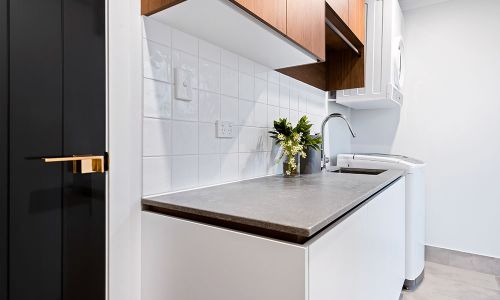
<box><xmin>216</xmin><ymin>121</ymin><xmax>235</xmax><ymax>138</ymax></box>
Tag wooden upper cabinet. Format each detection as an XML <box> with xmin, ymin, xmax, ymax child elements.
<box><xmin>142</xmin><ymin>0</ymin><xmax>185</xmax><ymax>16</ymax></box>
<box><xmin>349</xmin><ymin>0</ymin><xmax>365</xmax><ymax>43</ymax></box>
<box><xmin>233</xmin><ymin>0</ymin><xmax>287</xmax><ymax>34</ymax></box>
<box><xmin>326</xmin><ymin>0</ymin><xmax>349</xmax><ymax>25</ymax></box>
<box><xmin>286</xmin><ymin>0</ymin><xmax>326</xmax><ymax>61</ymax></box>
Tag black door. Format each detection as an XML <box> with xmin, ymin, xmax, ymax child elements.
<box><xmin>1</xmin><ymin>0</ymin><xmax>106</xmax><ymax>299</ymax></box>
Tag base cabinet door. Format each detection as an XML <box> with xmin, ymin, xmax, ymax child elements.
<box><xmin>142</xmin><ymin>212</ymin><xmax>308</xmax><ymax>300</ymax></box>
<box><xmin>308</xmin><ymin>178</ymin><xmax>405</xmax><ymax>300</ymax></box>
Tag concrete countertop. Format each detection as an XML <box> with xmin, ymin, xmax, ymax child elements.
<box><xmin>142</xmin><ymin>169</ymin><xmax>404</xmax><ymax>242</ymax></box>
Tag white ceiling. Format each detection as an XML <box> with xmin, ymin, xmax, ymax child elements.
<box><xmin>399</xmin><ymin>0</ymin><xmax>452</xmax><ymax>11</ymax></box>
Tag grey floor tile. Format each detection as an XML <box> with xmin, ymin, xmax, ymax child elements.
<box><xmin>403</xmin><ymin>262</ymin><xmax>500</xmax><ymax>300</ymax></box>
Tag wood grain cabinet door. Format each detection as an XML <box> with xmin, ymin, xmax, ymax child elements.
<box><xmin>326</xmin><ymin>0</ymin><xmax>349</xmax><ymax>25</ymax></box>
<box><xmin>349</xmin><ymin>0</ymin><xmax>365</xmax><ymax>44</ymax></box>
<box><xmin>233</xmin><ymin>0</ymin><xmax>287</xmax><ymax>34</ymax></box>
<box><xmin>286</xmin><ymin>0</ymin><xmax>326</xmax><ymax>61</ymax></box>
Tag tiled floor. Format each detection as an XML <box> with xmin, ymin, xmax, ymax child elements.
<box><xmin>402</xmin><ymin>262</ymin><xmax>500</xmax><ymax>300</ymax></box>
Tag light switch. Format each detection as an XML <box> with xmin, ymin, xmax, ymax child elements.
<box><xmin>216</xmin><ymin>121</ymin><xmax>235</xmax><ymax>138</ymax></box>
<box><xmin>174</xmin><ymin>68</ymin><xmax>193</xmax><ymax>101</ymax></box>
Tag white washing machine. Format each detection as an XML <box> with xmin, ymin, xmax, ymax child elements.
<box><xmin>337</xmin><ymin>153</ymin><xmax>426</xmax><ymax>290</ymax></box>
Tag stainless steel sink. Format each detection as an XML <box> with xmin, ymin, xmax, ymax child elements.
<box><xmin>329</xmin><ymin>167</ymin><xmax>387</xmax><ymax>175</ymax></box>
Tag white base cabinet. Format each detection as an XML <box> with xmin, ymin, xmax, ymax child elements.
<box><xmin>142</xmin><ymin>178</ymin><xmax>405</xmax><ymax>300</ymax></box>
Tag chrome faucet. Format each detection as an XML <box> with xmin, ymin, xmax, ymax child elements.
<box><xmin>320</xmin><ymin>113</ymin><xmax>356</xmax><ymax>170</ymax></box>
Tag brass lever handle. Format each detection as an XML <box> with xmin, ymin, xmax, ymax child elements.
<box><xmin>42</xmin><ymin>155</ymin><xmax>105</xmax><ymax>174</ymax></box>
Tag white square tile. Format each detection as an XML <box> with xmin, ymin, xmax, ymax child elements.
<box><xmin>307</xmin><ymin>92</ymin><xmax>325</xmax><ymax>116</ymax></box>
<box><xmin>254</xmin><ymin>103</ymin><xmax>268</xmax><ymax>128</ymax></box>
<box><xmin>298</xmin><ymin>90</ymin><xmax>307</xmax><ymax>113</ymax></box>
<box><xmin>279</xmin><ymin>73</ymin><xmax>290</xmax><ymax>87</ymax></box>
<box><xmin>238</xmin><ymin>152</ymin><xmax>257</xmax><ymax>179</ymax></box>
<box><xmin>221</xmin><ymin>66</ymin><xmax>238</xmax><ymax>97</ymax></box>
<box><xmin>254</xmin><ymin>78</ymin><xmax>267</xmax><ymax>104</ymax></box>
<box><xmin>171</xmin><ymin>121</ymin><xmax>198</xmax><ymax>155</ymax></box>
<box><xmin>198</xmin><ymin>91</ymin><xmax>220</xmax><ymax>123</ymax></box>
<box><xmin>290</xmin><ymin>110</ymin><xmax>299</xmax><ymax>125</ymax></box>
<box><xmin>254</xmin><ymin>63</ymin><xmax>269</xmax><ymax>80</ymax></box>
<box><xmin>198</xmin><ymin>123</ymin><xmax>219</xmax><ymax>154</ymax></box>
<box><xmin>143</xmin><ymin>156</ymin><xmax>171</xmax><ymax>195</ymax></box>
<box><xmin>279</xmin><ymin>107</ymin><xmax>290</xmax><ymax>120</ymax></box>
<box><xmin>279</xmin><ymin>85</ymin><xmax>290</xmax><ymax>108</ymax></box>
<box><xmin>268</xmin><ymin>82</ymin><xmax>280</xmax><ymax>107</ymax></box>
<box><xmin>268</xmin><ymin>70</ymin><xmax>280</xmax><ymax>84</ymax></box>
<box><xmin>143</xmin><ymin>78</ymin><xmax>172</xmax><ymax>119</ymax></box>
<box><xmin>238</xmin><ymin>56</ymin><xmax>254</xmax><ymax>75</ymax></box>
<box><xmin>238</xmin><ymin>73</ymin><xmax>254</xmax><ymax>101</ymax></box>
<box><xmin>254</xmin><ymin>152</ymin><xmax>268</xmax><ymax>177</ymax></box>
<box><xmin>172</xmin><ymin>28</ymin><xmax>198</xmax><ymax>56</ymax></box>
<box><xmin>220</xmin><ymin>95</ymin><xmax>238</xmax><ymax>123</ymax></box>
<box><xmin>220</xmin><ymin>153</ymin><xmax>239</xmax><ymax>182</ymax></box>
<box><xmin>143</xmin><ymin>118</ymin><xmax>171</xmax><ymax>156</ymax></box>
<box><xmin>289</xmin><ymin>88</ymin><xmax>299</xmax><ymax>111</ymax></box>
<box><xmin>239</xmin><ymin>127</ymin><xmax>266</xmax><ymax>152</ymax></box>
<box><xmin>199</xmin><ymin>154</ymin><xmax>221</xmax><ymax>186</ymax></box>
<box><xmin>221</xmin><ymin>49</ymin><xmax>238</xmax><ymax>70</ymax></box>
<box><xmin>173</xmin><ymin>89</ymin><xmax>198</xmax><ymax>121</ymax></box>
<box><xmin>143</xmin><ymin>39</ymin><xmax>172</xmax><ymax>83</ymax></box>
<box><xmin>267</xmin><ymin>105</ymin><xmax>280</xmax><ymax>128</ymax></box>
<box><xmin>199</xmin><ymin>58</ymin><xmax>220</xmax><ymax>93</ymax></box>
<box><xmin>172</xmin><ymin>155</ymin><xmax>198</xmax><ymax>190</ymax></box>
<box><xmin>142</xmin><ymin>17</ymin><xmax>171</xmax><ymax>46</ymax></box>
<box><xmin>239</xmin><ymin>100</ymin><xmax>254</xmax><ymax>126</ymax></box>
<box><xmin>172</xmin><ymin>49</ymin><xmax>198</xmax><ymax>88</ymax></box>
<box><xmin>199</xmin><ymin>40</ymin><xmax>220</xmax><ymax>63</ymax></box>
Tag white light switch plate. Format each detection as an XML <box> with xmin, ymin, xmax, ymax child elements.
<box><xmin>174</xmin><ymin>68</ymin><xmax>193</xmax><ymax>101</ymax></box>
<box><xmin>216</xmin><ymin>121</ymin><xmax>235</xmax><ymax>138</ymax></box>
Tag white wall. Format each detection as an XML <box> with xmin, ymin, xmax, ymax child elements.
<box><xmin>107</xmin><ymin>0</ymin><xmax>142</xmax><ymax>299</ymax></box>
<box><xmin>141</xmin><ymin>17</ymin><xmax>327</xmax><ymax>196</ymax></box>
<box><xmin>350</xmin><ymin>0</ymin><xmax>500</xmax><ymax>258</ymax></box>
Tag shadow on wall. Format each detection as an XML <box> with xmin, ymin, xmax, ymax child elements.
<box><xmin>350</xmin><ymin>107</ymin><xmax>401</xmax><ymax>154</ymax></box>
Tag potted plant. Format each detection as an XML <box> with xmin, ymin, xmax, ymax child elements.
<box><xmin>269</xmin><ymin>116</ymin><xmax>322</xmax><ymax>176</ymax></box>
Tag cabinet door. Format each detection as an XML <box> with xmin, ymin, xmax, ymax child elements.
<box><xmin>234</xmin><ymin>0</ymin><xmax>287</xmax><ymax>34</ymax></box>
<box><xmin>287</xmin><ymin>0</ymin><xmax>326</xmax><ymax>61</ymax></box>
<box><xmin>326</xmin><ymin>0</ymin><xmax>349</xmax><ymax>24</ymax></box>
<box><xmin>349</xmin><ymin>0</ymin><xmax>365</xmax><ymax>43</ymax></box>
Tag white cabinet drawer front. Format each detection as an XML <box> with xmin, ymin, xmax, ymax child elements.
<box><xmin>142</xmin><ymin>212</ymin><xmax>308</xmax><ymax>300</ymax></box>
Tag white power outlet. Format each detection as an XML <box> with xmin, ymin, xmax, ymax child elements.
<box><xmin>216</xmin><ymin>121</ymin><xmax>235</xmax><ymax>138</ymax></box>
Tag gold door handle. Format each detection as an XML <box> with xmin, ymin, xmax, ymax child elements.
<box><xmin>42</xmin><ymin>155</ymin><xmax>105</xmax><ymax>174</ymax></box>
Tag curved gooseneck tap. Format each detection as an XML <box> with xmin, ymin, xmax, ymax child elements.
<box><xmin>320</xmin><ymin>113</ymin><xmax>356</xmax><ymax>170</ymax></box>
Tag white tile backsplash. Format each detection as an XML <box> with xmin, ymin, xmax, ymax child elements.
<box><xmin>143</xmin><ymin>18</ymin><xmax>171</xmax><ymax>46</ymax></box>
<box><xmin>172</xmin><ymin>28</ymin><xmax>198</xmax><ymax>55</ymax></box>
<box><xmin>171</xmin><ymin>121</ymin><xmax>198</xmax><ymax>155</ymax></box>
<box><xmin>143</xmin><ymin>156</ymin><xmax>172</xmax><ymax>196</ymax></box>
<box><xmin>173</xmin><ymin>89</ymin><xmax>198</xmax><ymax>121</ymax></box>
<box><xmin>141</xmin><ymin>17</ymin><xmax>326</xmax><ymax>195</ymax></box>
<box><xmin>221</xmin><ymin>66</ymin><xmax>238</xmax><ymax>97</ymax></box>
<box><xmin>198</xmin><ymin>123</ymin><xmax>219</xmax><ymax>154</ymax></box>
<box><xmin>143</xmin><ymin>118</ymin><xmax>171</xmax><ymax>156</ymax></box>
<box><xmin>143</xmin><ymin>78</ymin><xmax>172</xmax><ymax>119</ymax></box>
<box><xmin>199</xmin><ymin>40</ymin><xmax>221</xmax><ymax>63</ymax></box>
<box><xmin>238</xmin><ymin>72</ymin><xmax>254</xmax><ymax>101</ymax></box>
<box><xmin>143</xmin><ymin>39</ymin><xmax>172</xmax><ymax>83</ymax></box>
<box><xmin>172</xmin><ymin>155</ymin><xmax>198</xmax><ymax>189</ymax></box>
<box><xmin>199</xmin><ymin>58</ymin><xmax>220</xmax><ymax>93</ymax></box>
<box><xmin>199</xmin><ymin>154</ymin><xmax>221</xmax><ymax>186</ymax></box>
<box><xmin>198</xmin><ymin>91</ymin><xmax>220</xmax><ymax>123</ymax></box>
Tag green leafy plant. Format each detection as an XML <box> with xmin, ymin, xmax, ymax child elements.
<box><xmin>269</xmin><ymin>116</ymin><xmax>322</xmax><ymax>176</ymax></box>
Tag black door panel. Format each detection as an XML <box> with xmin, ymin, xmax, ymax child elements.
<box><xmin>2</xmin><ymin>0</ymin><xmax>106</xmax><ymax>299</ymax></box>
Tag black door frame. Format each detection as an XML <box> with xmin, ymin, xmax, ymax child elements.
<box><xmin>1</xmin><ymin>0</ymin><xmax>9</xmax><ymax>298</ymax></box>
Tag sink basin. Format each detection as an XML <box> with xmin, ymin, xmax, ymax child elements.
<box><xmin>330</xmin><ymin>167</ymin><xmax>387</xmax><ymax>175</ymax></box>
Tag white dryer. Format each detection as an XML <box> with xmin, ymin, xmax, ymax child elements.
<box><xmin>337</xmin><ymin>153</ymin><xmax>426</xmax><ymax>290</ymax></box>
